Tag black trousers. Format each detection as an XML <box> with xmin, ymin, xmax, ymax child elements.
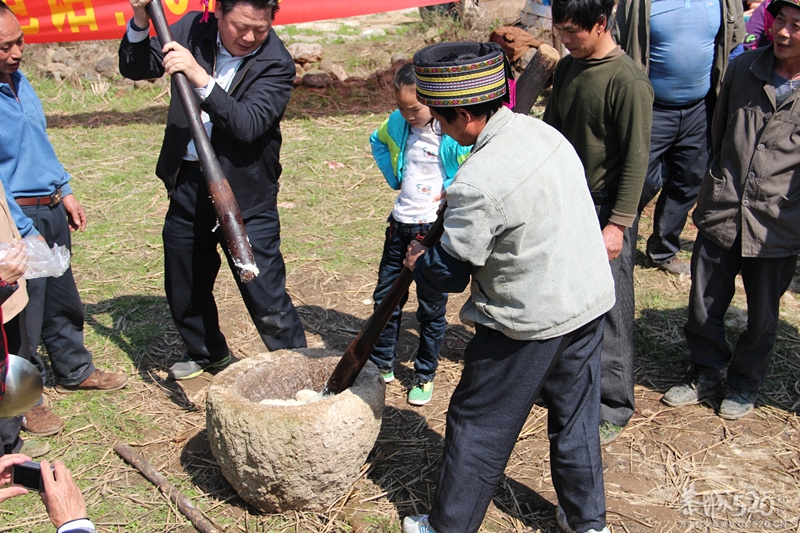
<box><xmin>21</xmin><ymin>202</ymin><xmax>95</xmax><ymax>386</ymax></box>
<box><xmin>163</xmin><ymin>166</ymin><xmax>306</xmax><ymax>361</ymax></box>
<box><xmin>685</xmin><ymin>233</ymin><xmax>797</xmax><ymax>392</ymax></box>
<box><xmin>596</xmin><ymin>204</ymin><xmax>637</xmax><ymax>427</ymax></box>
<box><xmin>428</xmin><ymin>318</ymin><xmax>606</xmax><ymax>533</ymax></box>
<box><xmin>0</xmin><ymin>417</ymin><xmax>22</xmax><ymax>455</ymax></box>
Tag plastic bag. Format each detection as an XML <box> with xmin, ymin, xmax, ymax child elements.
<box><xmin>0</xmin><ymin>236</ymin><xmax>70</xmax><ymax>279</ymax></box>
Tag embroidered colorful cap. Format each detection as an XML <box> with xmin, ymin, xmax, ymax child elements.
<box><xmin>413</xmin><ymin>42</ymin><xmax>509</xmax><ymax>107</ymax></box>
<box><xmin>767</xmin><ymin>0</ymin><xmax>800</xmax><ymax>17</ymax></box>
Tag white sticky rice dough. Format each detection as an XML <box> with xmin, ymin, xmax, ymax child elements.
<box><xmin>259</xmin><ymin>389</ymin><xmax>324</xmax><ymax>406</ymax></box>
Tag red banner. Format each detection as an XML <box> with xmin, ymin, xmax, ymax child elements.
<box><xmin>8</xmin><ymin>0</ymin><xmax>447</xmax><ymax>43</ymax></box>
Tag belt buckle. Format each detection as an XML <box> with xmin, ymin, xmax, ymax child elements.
<box><xmin>49</xmin><ymin>189</ymin><xmax>62</xmax><ymax>207</ymax></box>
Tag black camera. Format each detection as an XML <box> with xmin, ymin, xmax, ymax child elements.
<box><xmin>11</xmin><ymin>461</ymin><xmax>52</xmax><ymax>492</ymax></box>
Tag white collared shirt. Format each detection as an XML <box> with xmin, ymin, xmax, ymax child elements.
<box><xmin>126</xmin><ymin>21</ymin><xmax>258</xmax><ymax>161</ymax></box>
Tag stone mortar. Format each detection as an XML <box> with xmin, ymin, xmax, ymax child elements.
<box><xmin>206</xmin><ymin>348</ymin><xmax>385</xmax><ymax>513</ymax></box>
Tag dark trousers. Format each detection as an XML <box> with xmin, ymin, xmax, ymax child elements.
<box><xmin>685</xmin><ymin>233</ymin><xmax>797</xmax><ymax>392</ymax></box>
<box><xmin>21</xmin><ymin>202</ymin><xmax>95</xmax><ymax>386</ymax></box>
<box><xmin>0</xmin><ymin>416</ymin><xmax>22</xmax><ymax>455</ymax></box>
<box><xmin>596</xmin><ymin>204</ymin><xmax>637</xmax><ymax>427</ymax></box>
<box><xmin>370</xmin><ymin>218</ymin><xmax>447</xmax><ymax>381</ymax></box>
<box><xmin>639</xmin><ymin>100</ymin><xmax>710</xmax><ymax>264</ymax></box>
<box><xmin>428</xmin><ymin>318</ymin><xmax>606</xmax><ymax>533</ymax></box>
<box><xmin>163</xmin><ymin>166</ymin><xmax>306</xmax><ymax>361</ymax></box>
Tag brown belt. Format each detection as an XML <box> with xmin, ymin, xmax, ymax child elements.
<box><xmin>15</xmin><ymin>189</ymin><xmax>62</xmax><ymax>207</ymax></box>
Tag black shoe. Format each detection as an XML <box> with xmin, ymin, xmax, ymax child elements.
<box><xmin>647</xmin><ymin>256</ymin><xmax>691</xmax><ymax>276</ymax></box>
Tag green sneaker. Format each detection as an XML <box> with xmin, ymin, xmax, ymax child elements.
<box><xmin>599</xmin><ymin>421</ymin><xmax>623</xmax><ymax>446</ymax></box>
<box><xmin>380</xmin><ymin>370</ymin><xmax>395</xmax><ymax>384</ymax></box>
<box><xmin>408</xmin><ymin>381</ymin><xmax>434</xmax><ymax>406</ymax></box>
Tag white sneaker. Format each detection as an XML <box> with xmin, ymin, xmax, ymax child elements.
<box><xmin>403</xmin><ymin>515</ymin><xmax>437</xmax><ymax>533</ymax></box>
<box><xmin>556</xmin><ymin>505</ymin><xmax>610</xmax><ymax>533</ymax></box>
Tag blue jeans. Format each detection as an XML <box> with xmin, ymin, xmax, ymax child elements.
<box><xmin>428</xmin><ymin>318</ymin><xmax>607</xmax><ymax>533</ymax></box>
<box><xmin>639</xmin><ymin>99</ymin><xmax>711</xmax><ymax>264</ymax></box>
<box><xmin>369</xmin><ymin>218</ymin><xmax>447</xmax><ymax>382</ymax></box>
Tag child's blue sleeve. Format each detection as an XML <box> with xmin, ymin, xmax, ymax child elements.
<box><xmin>370</xmin><ymin>120</ymin><xmax>401</xmax><ymax>190</ymax></box>
<box><xmin>439</xmin><ymin>135</ymin><xmax>472</xmax><ymax>189</ymax></box>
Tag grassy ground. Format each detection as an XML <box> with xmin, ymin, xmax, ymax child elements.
<box><xmin>2</xmin><ymin>9</ymin><xmax>799</xmax><ymax>533</ymax></box>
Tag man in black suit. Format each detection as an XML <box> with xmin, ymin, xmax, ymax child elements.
<box><xmin>119</xmin><ymin>0</ymin><xmax>307</xmax><ymax>380</ymax></box>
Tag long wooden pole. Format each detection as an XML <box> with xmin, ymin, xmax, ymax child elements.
<box><xmin>323</xmin><ymin>203</ymin><xmax>447</xmax><ymax>395</ymax></box>
<box><xmin>114</xmin><ymin>443</ymin><xmax>221</xmax><ymax>533</ymax></box>
<box><xmin>146</xmin><ymin>0</ymin><xmax>258</xmax><ymax>283</ymax></box>
<box><xmin>512</xmin><ymin>43</ymin><xmax>561</xmax><ymax>116</ymax></box>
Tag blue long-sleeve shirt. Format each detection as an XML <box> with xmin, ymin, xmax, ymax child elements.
<box><xmin>0</xmin><ymin>70</ymin><xmax>73</xmax><ymax>237</ymax></box>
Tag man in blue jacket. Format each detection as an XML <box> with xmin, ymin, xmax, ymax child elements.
<box><xmin>119</xmin><ymin>0</ymin><xmax>307</xmax><ymax>379</ymax></box>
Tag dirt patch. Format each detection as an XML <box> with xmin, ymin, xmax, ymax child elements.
<box><xmin>134</xmin><ymin>252</ymin><xmax>800</xmax><ymax>533</ymax></box>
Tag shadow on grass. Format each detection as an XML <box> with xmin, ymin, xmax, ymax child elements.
<box><xmin>84</xmin><ymin>294</ymin><xmax>202</xmax><ymax>411</ymax></box>
<box><xmin>45</xmin><ymin>105</ymin><xmax>169</xmax><ymax>128</ymax></box>
<box><xmin>363</xmin><ymin>406</ymin><xmax>561</xmax><ymax>532</ymax></box>
<box><xmin>297</xmin><ymin>302</ymin><xmax>473</xmax><ymax>386</ymax></box>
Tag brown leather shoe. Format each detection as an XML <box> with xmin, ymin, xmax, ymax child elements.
<box><xmin>55</xmin><ymin>369</ymin><xmax>128</xmax><ymax>393</ymax></box>
<box><xmin>22</xmin><ymin>405</ymin><xmax>64</xmax><ymax>436</ymax></box>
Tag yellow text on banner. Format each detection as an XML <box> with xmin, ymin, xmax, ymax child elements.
<box><xmin>47</xmin><ymin>0</ymin><xmax>98</xmax><ymax>34</ymax></box>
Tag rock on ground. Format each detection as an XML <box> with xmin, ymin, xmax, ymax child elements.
<box><xmin>286</xmin><ymin>43</ymin><xmax>324</xmax><ymax>64</ymax></box>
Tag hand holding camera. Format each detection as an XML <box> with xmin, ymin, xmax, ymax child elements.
<box><xmin>11</xmin><ymin>459</ymin><xmax>51</xmax><ymax>492</ymax></box>
<box><xmin>39</xmin><ymin>459</ymin><xmax>90</xmax><ymax>529</ymax></box>
<box><xmin>0</xmin><ymin>454</ymin><xmax>30</xmax><ymax>503</ymax></box>
<box><xmin>2</xmin><ymin>453</ymin><xmax>92</xmax><ymax>530</ymax></box>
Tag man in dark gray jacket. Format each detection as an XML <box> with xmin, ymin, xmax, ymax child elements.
<box><xmin>662</xmin><ymin>0</ymin><xmax>800</xmax><ymax>419</ymax></box>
